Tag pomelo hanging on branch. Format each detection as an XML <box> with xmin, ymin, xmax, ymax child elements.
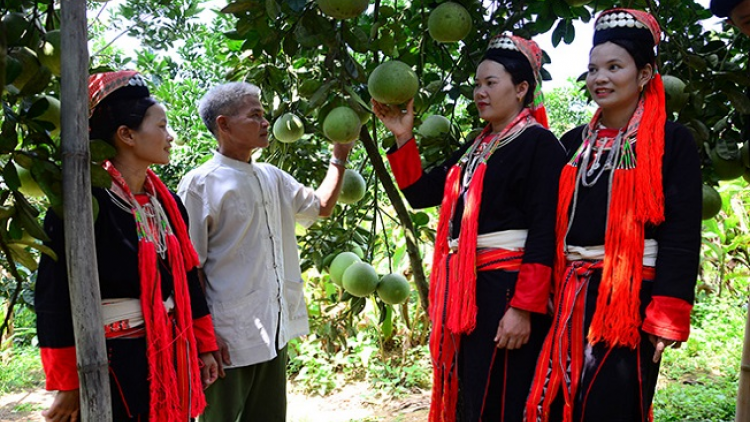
<box><xmin>710</xmin><ymin>148</ymin><xmax>745</xmax><ymax>180</ymax></box>
<box><xmin>317</xmin><ymin>0</ymin><xmax>368</xmax><ymax>19</ymax></box>
<box><xmin>323</xmin><ymin>106</ymin><xmax>361</xmax><ymax>143</ymax></box>
<box><xmin>376</xmin><ymin>273</ymin><xmax>411</xmax><ymax>305</ymax></box>
<box><xmin>428</xmin><ymin>2</ymin><xmax>472</xmax><ymax>43</ymax></box>
<box><xmin>342</xmin><ymin>262</ymin><xmax>380</xmax><ymax>297</ymax></box>
<box><xmin>273</xmin><ymin>112</ymin><xmax>305</xmax><ymax>143</ymax></box>
<box><xmin>418</xmin><ymin>115</ymin><xmax>451</xmax><ymax>138</ymax></box>
<box><xmin>367</xmin><ymin>60</ymin><xmax>419</xmax><ymax>105</ymax></box>
<box><xmin>662</xmin><ymin>75</ymin><xmax>688</xmax><ymax>112</ymax></box>
<box><xmin>339</xmin><ymin>169</ymin><xmax>366</xmax><ymax>205</ymax></box>
<box><xmin>329</xmin><ymin>251</ymin><xmax>362</xmax><ymax>286</ymax></box>
<box><xmin>701</xmin><ymin>184</ymin><xmax>722</xmax><ymax>220</ymax></box>
<box><xmin>37</xmin><ymin>30</ymin><xmax>61</xmax><ymax>77</ymax></box>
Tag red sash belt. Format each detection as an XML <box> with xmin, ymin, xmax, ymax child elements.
<box><xmin>429</xmin><ymin>247</ymin><xmax>523</xmax><ymax>422</ymax></box>
<box><xmin>526</xmin><ymin>260</ymin><xmax>655</xmax><ymax>422</ymax></box>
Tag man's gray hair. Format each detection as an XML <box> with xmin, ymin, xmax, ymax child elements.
<box><xmin>199</xmin><ymin>82</ymin><xmax>261</xmax><ymax>137</ymax></box>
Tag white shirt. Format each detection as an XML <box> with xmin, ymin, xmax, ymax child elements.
<box><xmin>177</xmin><ymin>151</ymin><xmax>320</xmax><ymax>368</ymax></box>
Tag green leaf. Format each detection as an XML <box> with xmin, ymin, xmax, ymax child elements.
<box><xmin>90</xmin><ymin>139</ymin><xmax>117</xmax><ymax>163</ymax></box>
<box><xmin>221</xmin><ymin>1</ymin><xmax>259</xmax><ymax>14</ymax></box>
<box><xmin>726</xmin><ymin>90</ymin><xmax>750</xmax><ymax>115</ymax></box>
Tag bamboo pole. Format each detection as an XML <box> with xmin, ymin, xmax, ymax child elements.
<box><xmin>737</xmin><ymin>300</ymin><xmax>750</xmax><ymax>422</ymax></box>
<box><xmin>60</xmin><ymin>1</ymin><xmax>112</xmax><ymax>420</ymax></box>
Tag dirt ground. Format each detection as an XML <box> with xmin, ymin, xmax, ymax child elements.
<box><xmin>0</xmin><ymin>382</ymin><xmax>429</xmax><ymax>422</ymax></box>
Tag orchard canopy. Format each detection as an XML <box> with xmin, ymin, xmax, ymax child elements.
<box><xmin>0</xmin><ymin>0</ymin><xmax>749</xmax><ymax>332</ymax></box>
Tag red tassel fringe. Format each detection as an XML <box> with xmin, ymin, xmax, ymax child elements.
<box><xmin>447</xmin><ymin>162</ymin><xmax>487</xmax><ymax>334</ymax></box>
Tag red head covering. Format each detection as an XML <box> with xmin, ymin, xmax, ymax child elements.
<box><xmin>88</xmin><ymin>70</ymin><xmax>149</xmax><ymax>117</ymax></box>
<box><xmin>484</xmin><ymin>33</ymin><xmax>549</xmax><ymax>128</ymax></box>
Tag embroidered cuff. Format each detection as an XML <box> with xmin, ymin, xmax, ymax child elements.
<box><xmin>386</xmin><ymin>138</ymin><xmax>423</xmax><ymax>189</ymax></box>
<box><xmin>41</xmin><ymin>346</ymin><xmax>79</xmax><ymax>391</ymax></box>
<box><xmin>193</xmin><ymin>315</ymin><xmax>219</xmax><ymax>353</ymax></box>
<box><xmin>510</xmin><ymin>263</ymin><xmax>552</xmax><ymax>314</ymax></box>
<box><xmin>642</xmin><ymin>295</ymin><xmax>693</xmax><ymax>342</ymax></box>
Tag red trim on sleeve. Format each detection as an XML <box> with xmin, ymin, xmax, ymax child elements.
<box><xmin>386</xmin><ymin>138</ymin><xmax>424</xmax><ymax>189</ymax></box>
<box><xmin>510</xmin><ymin>263</ymin><xmax>552</xmax><ymax>314</ymax></box>
<box><xmin>642</xmin><ymin>295</ymin><xmax>693</xmax><ymax>342</ymax></box>
<box><xmin>193</xmin><ymin>314</ymin><xmax>218</xmax><ymax>354</ymax></box>
<box><xmin>41</xmin><ymin>346</ymin><xmax>79</xmax><ymax>391</ymax></box>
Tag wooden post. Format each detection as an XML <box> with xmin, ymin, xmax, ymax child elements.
<box><xmin>60</xmin><ymin>1</ymin><xmax>112</xmax><ymax>420</ymax></box>
<box><xmin>737</xmin><ymin>301</ymin><xmax>750</xmax><ymax>422</ymax></box>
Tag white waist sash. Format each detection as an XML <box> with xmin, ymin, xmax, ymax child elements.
<box><xmin>101</xmin><ymin>296</ymin><xmax>175</xmax><ymax>328</ymax></box>
<box><xmin>448</xmin><ymin>229</ymin><xmax>528</xmax><ymax>252</ymax></box>
<box><xmin>565</xmin><ymin>239</ymin><xmax>658</xmax><ymax>267</ymax></box>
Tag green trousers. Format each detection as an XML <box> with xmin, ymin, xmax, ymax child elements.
<box><xmin>200</xmin><ymin>346</ymin><xmax>288</xmax><ymax>422</ymax></box>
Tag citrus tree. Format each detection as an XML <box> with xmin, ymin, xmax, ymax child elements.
<box><xmin>3</xmin><ymin>1</ymin><xmax>750</xmax><ymax>408</ymax></box>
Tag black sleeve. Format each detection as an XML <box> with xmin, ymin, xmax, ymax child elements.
<box><xmin>653</xmin><ymin>123</ymin><xmax>702</xmax><ymax>304</ymax></box>
<box><xmin>398</xmin><ymin>142</ymin><xmax>473</xmax><ymax>209</ymax></box>
<box><xmin>34</xmin><ymin>207</ymin><xmax>75</xmax><ymax>349</ymax></box>
<box><xmin>521</xmin><ymin>130</ymin><xmax>567</xmax><ymax>266</ymax></box>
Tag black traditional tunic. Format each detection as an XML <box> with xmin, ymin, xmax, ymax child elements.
<box><xmin>35</xmin><ymin>187</ymin><xmax>216</xmax><ymax>421</ymax></box>
<box><xmin>541</xmin><ymin>121</ymin><xmax>702</xmax><ymax>421</ymax></box>
<box><xmin>387</xmin><ymin>125</ymin><xmax>565</xmax><ymax>421</ymax></box>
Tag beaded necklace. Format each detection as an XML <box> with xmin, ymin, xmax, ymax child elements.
<box><xmin>459</xmin><ymin>111</ymin><xmax>534</xmax><ymax>192</ymax></box>
<box><xmin>107</xmin><ymin>185</ymin><xmax>172</xmax><ymax>258</ymax></box>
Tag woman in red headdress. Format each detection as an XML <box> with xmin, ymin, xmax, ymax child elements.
<box><xmin>372</xmin><ymin>34</ymin><xmax>565</xmax><ymax>422</ymax></box>
<box><xmin>35</xmin><ymin>71</ymin><xmax>219</xmax><ymax>421</ymax></box>
<box><xmin>525</xmin><ymin>9</ymin><xmax>702</xmax><ymax>422</ymax></box>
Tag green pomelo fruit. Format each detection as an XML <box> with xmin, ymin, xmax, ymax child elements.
<box><xmin>37</xmin><ymin>30</ymin><xmax>61</xmax><ymax>76</ymax></box>
<box><xmin>317</xmin><ymin>0</ymin><xmax>368</xmax><ymax>19</ymax></box>
<box><xmin>323</xmin><ymin>106</ymin><xmax>361</xmax><ymax>143</ymax></box>
<box><xmin>14</xmin><ymin>162</ymin><xmax>44</xmax><ymax>198</ymax></box>
<box><xmin>376</xmin><ymin>273</ymin><xmax>411</xmax><ymax>305</ymax></box>
<box><xmin>2</xmin><ymin>13</ymin><xmax>29</xmax><ymax>47</ymax></box>
<box><xmin>8</xmin><ymin>47</ymin><xmax>41</xmax><ymax>91</ymax></box>
<box><xmin>742</xmin><ymin>142</ymin><xmax>750</xmax><ymax>168</ymax></box>
<box><xmin>342</xmin><ymin>262</ymin><xmax>379</xmax><ymax>297</ymax></box>
<box><xmin>710</xmin><ymin>148</ymin><xmax>745</xmax><ymax>180</ymax></box>
<box><xmin>418</xmin><ymin>115</ymin><xmax>451</xmax><ymax>138</ymax></box>
<box><xmin>368</xmin><ymin>60</ymin><xmax>419</xmax><ymax>105</ymax></box>
<box><xmin>428</xmin><ymin>2</ymin><xmax>472</xmax><ymax>43</ymax></box>
<box><xmin>339</xmin><ymin>169</ymin><xmax>366</xmax><ymax>205</ymax></box>
<box><xmin>173</xmin><ymin>138</ymin><xmax>186</xmax><ymax>146</ymax></box>
<box><xmin>31</xmin><ymin>95</ymin><xmax>61</xmax><ymax>136</ymax></box>
<box><xmin>273</xmin><ymin>113</ymin><xmax>305</xmax><ymax>143</ymax></box>
<box><xmin>662</xmin><ymin>75</ymin><xmax>688</xmax><ymax>112</ymax></box>
<box><xmin>702</xmin><ymin>184</ymin><xmax>722</xmax><ymax>220</ymax></box>
<box><xmin>329</xmin><ymin>251</ymin><xmax>362</xmax><ymax>286</ymax></box>
<box><xmin>347</xmin><ymin>242</ymin><xmax>365</xmax><ymax>259</ymax></box>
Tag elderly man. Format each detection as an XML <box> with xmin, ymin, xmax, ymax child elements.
<box><xmin>711</xmin><ymin>0</ymin><xmax>750</xmax><ymax>36</ymax></box>
<box><xmin>178</xmin><ymin>82</ymin><xmax>354</xmax><ymax>422</ymax></box>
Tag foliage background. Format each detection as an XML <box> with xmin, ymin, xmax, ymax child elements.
<box><xmin>0</xmin><ymin>0</ymin><xmax>748</xmax><ymax>419</ymax></box>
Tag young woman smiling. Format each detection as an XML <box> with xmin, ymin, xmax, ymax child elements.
<box><xmin>372</xmin><ymin>34</ymin><xmax>565</xmax><ymax>422</ymax></box>
<box><xmin>525</xmin><ymin>9</ymin><xmax>702</xmax><ymax>422</ymax></box>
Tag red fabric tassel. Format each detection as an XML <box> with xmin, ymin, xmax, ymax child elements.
<box><xmin>635</xmin><ymin>74</ymin><xmax>666</xmax><ymax>225</ymax></box>
<box><xmin>428</xmin><ymin>166</ymin><xmax>461</xmax><ymax>322</ymax></box>
<box><xmin>447</xmin><ymin>162</ymin><xmax>487</xmax><ymax>334</ymax></box>
<box><xmin>588</xmin><ymin>169</ymin><xmax>644</xmax><ymax>348</ymax></box>
<box><xmin>531</xmin><ymin>105</ymin><xmax>549</xmax><ymax>130</ymax></box>
<box><xmin>139</xmin><ymin>239</ymin><xmax>180</xmax><ymax>421</ymax></box>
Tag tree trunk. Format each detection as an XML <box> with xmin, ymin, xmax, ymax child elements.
<box><xmin>736</xmin><ymin>301</ymin><xmax>750</xmax><ymax>422</ymax></box>
<box><xmin>359</xmin><ymin>127</ymin><xmax>429</xmax><ymax>312</ymax></box>
<box><xmin>61</xmin><ymin>1</ymin><xmax>112</xmax><ymax>420</ymax></box>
